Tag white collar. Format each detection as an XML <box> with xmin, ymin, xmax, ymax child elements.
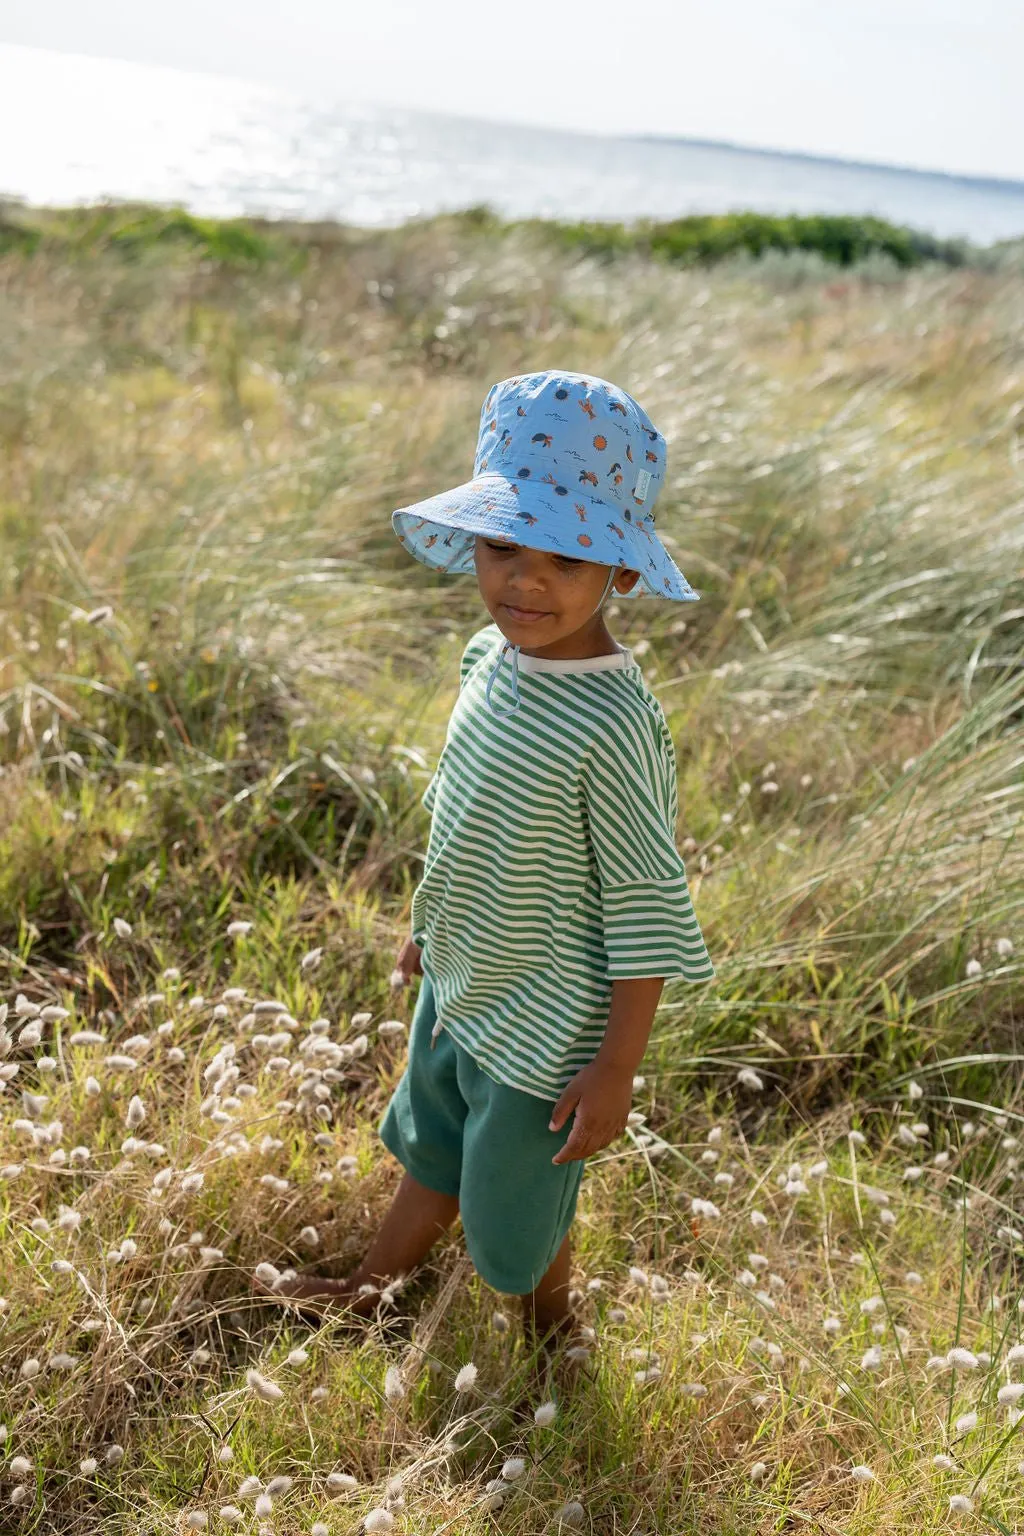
<box><xmin>514</xmin><ymin>641</ymin><xmax>633</xmax><ymax>675</ymax></box>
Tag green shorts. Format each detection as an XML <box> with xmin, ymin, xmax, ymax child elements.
<box><xmin>379</xmin><ymin>966</ymin><xmax>585</xmax><ymax>1296</ymax></box>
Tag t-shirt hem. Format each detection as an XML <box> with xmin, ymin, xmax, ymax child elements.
<box><xmin>606</xmin><ymin>962</ymin><xmax>716</xmax><ymax>982</ymax></box>
<box><xmin>436</xmin><ymin>1017</ymin><xmax>570</xmax><ymax>1104</ymax></box>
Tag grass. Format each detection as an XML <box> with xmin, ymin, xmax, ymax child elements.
<box><xmin>0</xmin><ymin>202</ymin><xmax>1022</xmax><ymax>1534</ymax></box>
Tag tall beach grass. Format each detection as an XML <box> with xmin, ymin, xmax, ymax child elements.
<box><xmin>0</xmin><ymin>203</ymin><xmax>1022</xmax><ymax>1533</ymax></box>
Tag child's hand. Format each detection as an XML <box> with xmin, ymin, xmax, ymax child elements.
<box><xmin>548</xmin><ymin>1059</ymin><xmax>633</xmax><ymax>1164</ymax></box>
<box><xmin>391</xmin><ymin>934</ymin><xmax>423</xmax><ymax>990</ymax></box>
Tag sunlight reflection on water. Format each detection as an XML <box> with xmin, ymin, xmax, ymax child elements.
<box><xmin>2</xmin><ymin>44</ymin><xmax>1023</xmax><ymax>241</ymax></box>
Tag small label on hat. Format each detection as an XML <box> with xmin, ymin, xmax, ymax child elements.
<box><xmin>633</xmin><ymin>468</ymin><xmax>652</xmax><ymax>502</ymax></box>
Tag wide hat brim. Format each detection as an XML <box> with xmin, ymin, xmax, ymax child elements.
<box><xmin>392</xmin><ymin>472</ymin><xmax>700</xmax><ymax>602</ymax></box>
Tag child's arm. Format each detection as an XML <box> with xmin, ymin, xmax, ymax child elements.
<box><xmin>549</xmin><ymin>976</ymin><xmax>664</xmax><ymax>1164</ymax></box>
<box><xmin>596</xmin><ymin>976</ymin><xmax>667</xmax><ymax>1074</ymax></box>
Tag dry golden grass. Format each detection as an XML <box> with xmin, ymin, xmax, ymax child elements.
<box><xmin>0</xmin><ymin>209</ymin><xmax>1022</xmax><ymax>1533</ymax></box>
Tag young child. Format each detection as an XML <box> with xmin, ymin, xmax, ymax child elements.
<box><xmin>257</xmin><ymin>369</ymin><xmax>714</xmax><ymax>1351</ymax></box>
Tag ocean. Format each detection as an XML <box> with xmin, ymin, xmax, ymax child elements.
<box><xmin>2</xmin><ymin>43</ymin><xmax>1022</xmax><ymax>244</ymax></box>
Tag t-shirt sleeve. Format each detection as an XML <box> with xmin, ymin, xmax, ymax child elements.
<box><xmin>582</xmin><ymin>706</ymin><xmax>715</xmax><ymax>983</ymax></box>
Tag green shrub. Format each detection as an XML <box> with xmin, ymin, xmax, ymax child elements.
<box><xmin>534</xmin><ymin>210</ymin><xmax>972</xmax><ymax>268</ymax></box>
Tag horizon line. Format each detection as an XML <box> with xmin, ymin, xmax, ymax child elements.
<box><xmin>626</xmin><ymin>130</ymin><xmax>1024</xmax><ymax>197</ymax></box>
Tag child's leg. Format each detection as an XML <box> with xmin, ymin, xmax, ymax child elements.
<box><xmin>353</xmin><ymin>1172</ymin><xmax>459</xmax><ymax>1288</ymax></box>
<box><xmin>520</xmin><ymin>1231</ymin><xmax>573</xmax><ymax>1342</ymax></box>
<box><xmin>519</xmin><ymin>1233</ymin><xmax>592</xmax><ymax>1403</ymax></box>
<box><xmin>255</xmin><ymin>1172</ymin><xmax>458</xmax><ymax>1315</ymax></box>
<box><xmin>257</xmin><ymin>965</ymin><xmax>466</xmax><ymax>1317</ymax></box>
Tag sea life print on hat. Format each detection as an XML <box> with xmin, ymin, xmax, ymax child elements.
<box><xmin>392</xmin><ymin>370</ymin><xmax>700</xmax><ymax>603</ymax></box>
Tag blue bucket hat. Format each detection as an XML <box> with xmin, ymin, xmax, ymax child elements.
<box><xmin>391</xmin><ymin>369</ymin><xmax>700</xmax><ymax>715</ymax></box>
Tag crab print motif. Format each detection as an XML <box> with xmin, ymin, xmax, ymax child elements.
<box><xmin>532</xmin><ymin>432</ymin><xmax>553</xmax><ymax>448</ymax></box>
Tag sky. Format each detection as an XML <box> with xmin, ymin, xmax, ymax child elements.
<box><xmin>3</xmin><ymin>0</ymin><xmax>1021</xmax><ymax>181</ymax></box>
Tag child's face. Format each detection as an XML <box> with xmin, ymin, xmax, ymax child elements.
<box><xmin>474</xmin><ymin>536</ymin><xmax>640</xmax><ymax>647</ymax></box>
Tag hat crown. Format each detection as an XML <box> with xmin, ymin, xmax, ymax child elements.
<box><xmin>472</xmin><ymin>371</ymin><xmax>666</xmax><ymax>520</ymax></box>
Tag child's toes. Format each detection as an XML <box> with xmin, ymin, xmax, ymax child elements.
<box><xmin>251</xmin><ymin>1269</ymin><xmax>376</xmax><ymax>1323</ymax></box>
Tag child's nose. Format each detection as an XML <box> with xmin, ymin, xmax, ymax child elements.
<box><xmin>508</xmin><ymin>554</ymin><xmax>549</xmax><ymax>584</ymax></box>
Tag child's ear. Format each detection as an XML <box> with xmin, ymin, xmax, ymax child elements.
<box><xmin>614</xmin><ymin>567</ymin><xmax>641</xmax><ymax>594</ymax></box>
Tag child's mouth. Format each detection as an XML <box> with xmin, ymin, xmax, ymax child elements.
<box><xmin>503</xmin><ymin>604</ymin><xmax>550</xmax><ymax>624</ymax></box>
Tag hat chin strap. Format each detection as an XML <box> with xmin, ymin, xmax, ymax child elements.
<box><xmin>484</xmin><ymin>566</ymin><xmax>621</xmax><ymax>719</ymax></box>
<box><xmin>594</xmin><ymin>564</ymin><xmax>620</xmax><ymax>614</ymax></box>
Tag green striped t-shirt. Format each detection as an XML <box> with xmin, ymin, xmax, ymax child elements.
<box><xmin>411</xmin><ymin>623</ymin><xmax>714</xmax><ymax>1102</ymax></box>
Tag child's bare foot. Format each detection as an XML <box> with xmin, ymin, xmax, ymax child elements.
<box><xmin>251</xmin><ymin>1268</ymin><xmax>381</xmax><ymax>1325</ymax></box>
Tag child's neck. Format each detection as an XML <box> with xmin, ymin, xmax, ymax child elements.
<box><xmin>513</xmin><ymin>616</ymin><xmax>621</xmax><ymax>662</ymax></box>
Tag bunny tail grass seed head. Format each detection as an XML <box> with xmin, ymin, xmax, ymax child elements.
<box><xmin>364</xmin><ymin>1511</ymin><xmax>395</xmax><ymax>1533</ymax></box>
<box><xmin>556</xmin><ymin>1500</ymin><xmax>586</xmax><ymax>1527</ymax></box>
<box><xmin>246</xmin><ymin>1369</ymin><xmax>285</xmax><ymax>1403</ymax></box>
<box><xmin>384</xmin><ymin>1364</ymin><xmax>405</xmax><ymax>1403</ymax></box>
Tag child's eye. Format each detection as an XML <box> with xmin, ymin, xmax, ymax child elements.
<box><xmin>484</xmin><ymin>540</ymin><xmax>580</xmax><ymax>569</ymax></box>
